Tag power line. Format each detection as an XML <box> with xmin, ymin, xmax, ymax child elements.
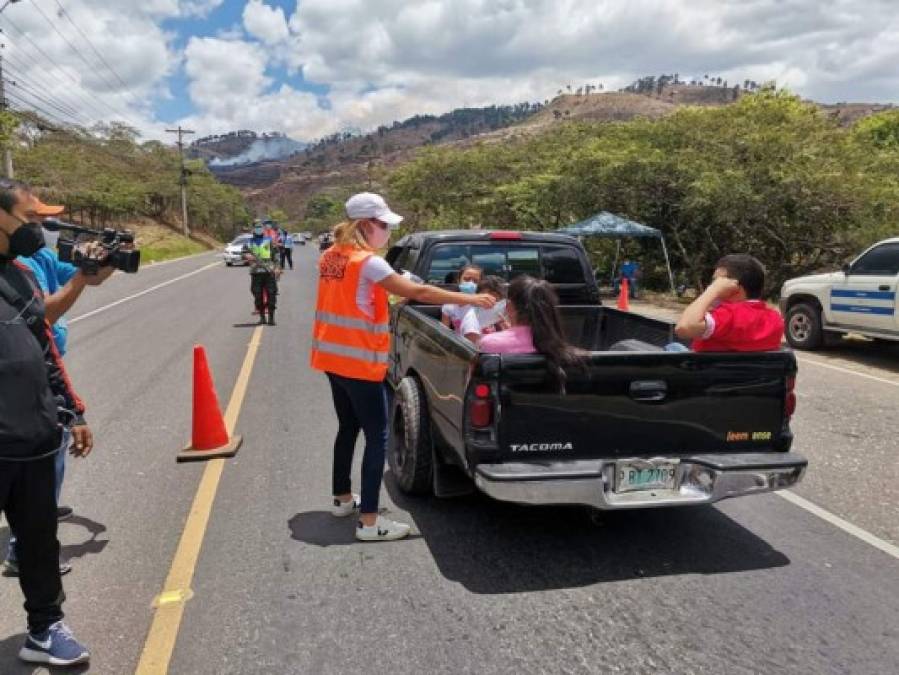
<box><xmin>29</xmin><ymin>1</ymin><xmax>119</xmax><ymax>102</ymax></box>
<box><xmin>6</xmin><ymin>88</ymin><xmax>74</xmax><ymax>128</ymax></box>
<box><xmin>25</xmin><ymin>0</ymin><xmax>144</xmax><ymax>127</ymax></box>
<box><xmin>0</xmin><ymin>14</ymin><xmax>133</xmax><ymax>125</ymax></box>
<box><xmin>50</xmin><ymin>0</ymin><xmax>145</xmax><ymax>113</ymax></box>
<box><xmin>3</xmin><ymin>48</ymin><xmax>101</xmax><ymax>123</ymax></box>
<box><xmin>4</xmin><ymin>75</ymin><xmax>87</xmax><ymax>126</ymax></box>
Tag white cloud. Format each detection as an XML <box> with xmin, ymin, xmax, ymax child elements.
<box><xmin>8</xmin><ymin>0</ymin><xmax>898</xmax><ymax>145</ymax></box>
<box><xmin>243</xmin><ymin>0</ymin><xmax>290</xmax><ymax>45</ymax></box>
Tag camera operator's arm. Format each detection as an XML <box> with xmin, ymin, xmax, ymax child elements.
<box><xmin>44</xmin><ymin>266</ymin><xmax>114</xmax><ymax>324</ymax></box>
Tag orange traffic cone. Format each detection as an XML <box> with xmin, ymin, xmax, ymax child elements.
<box><xmin>176</xmin><ymin>345</ymin><xmax>242</xmax><ymax>462</ymax></box>
<box><xmin>617</xmin><ymin>278</ymin><xmax>630</xmax><ymax>311</ymax></box>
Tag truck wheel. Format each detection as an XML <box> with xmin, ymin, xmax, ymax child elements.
<box><xmin>786</xmin><ymin>303</ymin><xmax>823</xmax><ymax>350</ymax></box>
<box><xmin>388</xmin><ymin>377</ymin><xmax>433</xmax><ymax>495</ymax></box>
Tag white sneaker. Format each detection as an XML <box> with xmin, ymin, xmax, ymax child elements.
<box><xmin>356</xmin><ymin>516</ymin><xmax>411</xmax><ymax>542</ymax></box>
<box><xmin>332</xmin><ymin>494</ymin><xmax>360</xmax><ymax>517</ymax></box>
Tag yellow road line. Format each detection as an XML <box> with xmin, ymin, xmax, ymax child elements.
<box><xmin>135</xmin><ymin>326</ymin><xmax>264</xmax><ymax>675</ymax></box>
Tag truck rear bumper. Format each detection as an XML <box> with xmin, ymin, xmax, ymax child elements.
<box><xmin>473</xmin><ymin>452</ymin><xmax>807</xmax><ymax>510</ymax></box>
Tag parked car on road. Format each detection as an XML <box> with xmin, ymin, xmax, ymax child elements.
<box><xmin>223</xmin><ymin>234</ymin><xmax>251</xmax><ymax>266</ymax></box>
<box><xmin>385</xmin><ymin>230</ymin><xmax>806</xmax><ymax>510</ymax></box>
<box><xmin>780</xmin><ymin>237</ymin><xmax>899</xmax><ymax>349</ymax></box>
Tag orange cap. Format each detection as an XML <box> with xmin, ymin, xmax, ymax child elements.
<box><xmin>26</xmin><ymin>193</ymin><xmax>64</xmax><ymax>217</ymax></box>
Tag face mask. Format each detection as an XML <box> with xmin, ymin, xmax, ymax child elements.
<box><xmin>459</xmin><ymin>281</ymin><xmax>478</xmax><ymax>294</ymax></box>
<box><xmin>7</xmin><ymin>220</ymin><xmax>45</xmax><ymax>257</ymax></box>
<box><xmin>253</xmin><ymin>228</ymin><xmax>264</xmax><ymax>236</ymax></box>
<box><xmin>366</xmin><ymin>224</ymin><xmax>390</xmax><ymax>250</ymax></box>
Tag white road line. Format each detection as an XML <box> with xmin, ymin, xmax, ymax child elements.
<box><xmin>796</xmin><ymin>355</ymin><xmax>899</xmax><ymax>388</ymax></box>
<box><xmin>70</xmin><ymin>262</ymin><xmax>220</xmax><ymax>324</ymax></box>
<box><xmin>143</xmin><ymin>250</ymin><xmax>217</xmax><ymax>268</ymax></box>
<box><xmin>776</xmin><ymin>490</ymin><xmax>899</xmax><ymax>560</ymax></box>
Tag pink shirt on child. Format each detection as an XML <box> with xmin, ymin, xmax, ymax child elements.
<box><xmin>478</xmin><ymin>325</ymin><xmax>536</xmax><ymax>354</ymax></box>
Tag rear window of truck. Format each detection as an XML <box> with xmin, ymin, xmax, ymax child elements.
<box><xmin>424</xmin><ymin>243</ymin><xmax>578</xmax><ymax>284</ymax></box>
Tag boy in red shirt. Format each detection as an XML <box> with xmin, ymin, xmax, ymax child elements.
<box><xmin>675</xmin><ymin>254</ymin><xmax>784</xmax><ymax>352</ymax></box>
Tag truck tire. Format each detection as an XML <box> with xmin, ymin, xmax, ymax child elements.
<box><xmin>786</xmin><ymin>302</ymin><xmax>823</xmax><ymax>350</ymax></box>
<box><xmin>388</xmin><ymin>377</ymin><xmax>433</xmax><ymax>495</ymax></box>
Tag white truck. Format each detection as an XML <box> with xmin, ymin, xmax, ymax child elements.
<box><xmin>780</xmin><ymin>237</ymin><xmax>899</xmax><ymax>350</ymax></box>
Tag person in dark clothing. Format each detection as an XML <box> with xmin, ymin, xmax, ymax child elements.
<box><xmin>0</xmin><ymin>182</ymin><xmax>90</xmax><ymax>666</ymax></box>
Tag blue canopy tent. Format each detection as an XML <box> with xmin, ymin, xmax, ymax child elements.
<box><xmin>557</xmin><ymin>211</ymin><xmax>676</xmax><ymax>294</ymax></box>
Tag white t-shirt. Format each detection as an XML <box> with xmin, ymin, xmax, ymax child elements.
<box><xmin>441</xmin><ymin>303</ymin><xmax>468</xmax><ymax>328</ymax></box>
<box><xmin>456</xmin><ymin>307</ymin><xmax>481</xmax><ymax>337</ymax></box>
<box><xmin>357</xmin><ymin>256</ymin><xmax>395</xmax><ymax>318</ymax></box>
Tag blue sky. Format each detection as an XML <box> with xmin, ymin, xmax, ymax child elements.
<box><xmin>157</xmin><ymin>0</ymin><xmax>324</xmax><ymax>124</ymax></box>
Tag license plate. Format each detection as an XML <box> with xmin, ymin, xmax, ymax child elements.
<box><xmin>615</xmin><ymin>460</ymin><xmax>679</xmax><ymax>493</ymax></box>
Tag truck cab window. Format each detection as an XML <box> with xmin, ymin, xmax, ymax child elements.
<box><xmin>851</xmin><ymin>243</ymin><xmax>899</xmax><ymax>276</ymax></box>
<box><xmin>426</xmin><ymin>245</ymin><xmax>470</xmax><ymax>284</ymax></box>
<box><xmin>507</xmin><ymin>248</ymin><xmax>541</xmax><ymax>279</ymax></box>
<box><xmin>542</xmin><ymin>246</ymin><xmax>584</xmax><ymax>284</ymax></box>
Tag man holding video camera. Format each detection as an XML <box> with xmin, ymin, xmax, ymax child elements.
<box><xmin>0</xmin><ymin>181</ymin><xmax>91</xmax><ymax>666</ymax></box>
<box><xmin>3</xmin><ymin>187</ymin><xmax>114</xmax><ymax>579</ymax></box>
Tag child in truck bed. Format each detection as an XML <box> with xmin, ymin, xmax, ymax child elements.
<box><xmin>675</xmin><ymin>254</ymin><xmax>784</xmax><ymax>352</ymax></box>
<box><xmin>457</xmin><ymin>276</ymin><xmax>508</xmax><ymax>344</ymax></box>
<box><xmin>442</xmin><ymin>264</ymin><xmax>483</xmax><ymax>330</ymax></box>
<box><xmin>480</xmin><ymin>275</ymin><xmax>580</xmax><ymax>390</ymax></box>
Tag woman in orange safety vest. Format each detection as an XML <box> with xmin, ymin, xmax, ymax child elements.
<box><xmin>311</xmin><ymin>192</ymin><xmax>495</xmax><ymax>542</ymax></box>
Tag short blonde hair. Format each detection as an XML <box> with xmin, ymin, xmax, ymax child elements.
<box><xmin>332</xmin><ymin>219</ymin><xmax>374</xmax><ymax>250</ymax></box>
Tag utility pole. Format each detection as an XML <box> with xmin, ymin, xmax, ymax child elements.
<box><xmin>0</xmin><ymin>2</ymin><xmax>22</xmax><ymax>178</ymax></box>
<box><xmin>0</xmin><ymin>52</ymin><xmax>12</xmax><ymax>178</ymax></box>
<box><xmin>166</xmin><ymin>126</ymin><xmax>195</xmax><ymax>236</ymax></box>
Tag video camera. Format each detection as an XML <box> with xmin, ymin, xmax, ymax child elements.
<box><xmin>43</xmin><ymin>218</ymin><xmax>141</xmax><ymax>275</ymax></box>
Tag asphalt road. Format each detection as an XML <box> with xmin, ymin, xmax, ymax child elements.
<box><xmin>1</xmin><ymin>248</ymin><xmax>898</xmax><ymax>674</ymax></box>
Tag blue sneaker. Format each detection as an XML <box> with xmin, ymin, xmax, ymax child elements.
<box><xmin>19</xmin><ymin>621</ymin><xmax>90</xmax><ymax>666</ymax></box>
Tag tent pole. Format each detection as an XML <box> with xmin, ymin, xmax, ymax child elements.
<box><xmin>612</xmin><ymin>239</ymin><xmax>621</xmax><ymax>288</ymax></box>
<box><xmin>660</xmin><ymin>236</ymin><xmax>676</xmax><ymax>294</ymax></box>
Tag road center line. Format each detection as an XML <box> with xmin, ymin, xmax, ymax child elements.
<box><xmin>134</xmin><ymin>325</ymin><xmax>264</xmax><ymax>675</ymax></box>
<box><xmin>69</xmin><ymin>262</ymin><xmax>220</xmax><ymax>325</ymax></box>
<box><xmin>795</xmin><ymin>355</ymin><xmax>899</xmax><ymax>388</ymax></box>
<box><xmin>776</xmin><ymin>490</ymin><xmax>899</xmax><ymax>561</ymax></box>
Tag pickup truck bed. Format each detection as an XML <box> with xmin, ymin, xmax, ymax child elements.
<box><xmin>389</xmin><ymin>303</ymin><xmax>805</xmax><ymax>510</ymax></box>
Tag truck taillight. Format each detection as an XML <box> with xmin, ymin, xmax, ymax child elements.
<box><xmin>785</xmin><ymin>376</ymin><xmax>797</xmax><ymax>418</ymax></box>
<box><xmin>469</xmin><ymin>383</ymin><xmax>494</xmax><ymax>428</ymax></box>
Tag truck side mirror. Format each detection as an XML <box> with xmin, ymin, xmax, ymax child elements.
<box><xmin>842</xmin><ymin>263</ymin><xmax>851</xmax><ymax>276</ymax></box>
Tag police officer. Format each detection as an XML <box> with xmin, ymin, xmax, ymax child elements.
<box><xmin>0</xmin><ymin>181</ymin><xmax>90</xmax><ymax>666</ymax></box>
<box><xmin>243</xmin><ymin>221</ymin><xmax>280</xmax><ymax>325</ymax></box>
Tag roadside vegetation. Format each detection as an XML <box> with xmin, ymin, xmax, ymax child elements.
<box><xmin>386</xmin><ymin>91</ymin><xmax>899</xmax><ymax>294</ymax></box>
<box><xmin>6</xmin><ymin>117</ymin><xmax>251</xmax><ymax>251</ymax></box>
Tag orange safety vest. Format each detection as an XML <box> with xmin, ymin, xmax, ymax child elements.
<box><xmin>310</xmin><ymin>244</ymin><xmax>390</xmax><ymax>382</ymax></box>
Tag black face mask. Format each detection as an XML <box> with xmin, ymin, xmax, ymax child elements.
<box><xmin>7</xmin><ymin>221</ymin><xmax>46</xmax><ymax>258</ymax></box>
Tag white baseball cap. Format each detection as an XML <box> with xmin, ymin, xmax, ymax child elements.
<box><xmin>345</xmin><ymin>192</ymin><xmax>403</xmax><ymax>228</ymax></box>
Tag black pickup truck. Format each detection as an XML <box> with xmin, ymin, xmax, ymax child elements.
<box><xmin>385</xmin><ymin>230</ymin><xmax>806</xmax><ymax>510</ymax></box>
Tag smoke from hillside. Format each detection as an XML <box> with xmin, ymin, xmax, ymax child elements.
<box><xmin>210</xmin><ymin>136</ymin><xmax>306</xmax><ymax>167</ymax></box>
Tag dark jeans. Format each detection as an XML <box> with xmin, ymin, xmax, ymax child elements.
<box><xmin>326</xmin><ymin>373</ymin><xmax>389</xmax><ymax>514</ymax></box>
<box><xmin>250</xmin><ymin>272</ymin><xmax>278</xmax><ymax>312</ymax></box>
<box><xmin>280</xmin><ymin>248</ymin><xmax>293</xmax><ymax>269</ymax></box>
<box><xmin>0</xmin><ymin>456</ymin><xmax>65</xmax><ymax>633</ymax></box>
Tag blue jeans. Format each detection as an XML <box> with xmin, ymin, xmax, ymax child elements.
<box><xmin>326</xmin><ymin>373</ymin><xmax>389</xmax><ymax>515</ymax></box>
<box><xmin>5</xmin><ymin>428</ymin><xmax>69</xmax><ymax>564</ymax></box>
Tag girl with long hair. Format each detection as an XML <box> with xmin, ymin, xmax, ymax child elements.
<box><xmin>479</xmin><ymin>275</ymin><xmax>580</xmax><ymax>391</ymax></box>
